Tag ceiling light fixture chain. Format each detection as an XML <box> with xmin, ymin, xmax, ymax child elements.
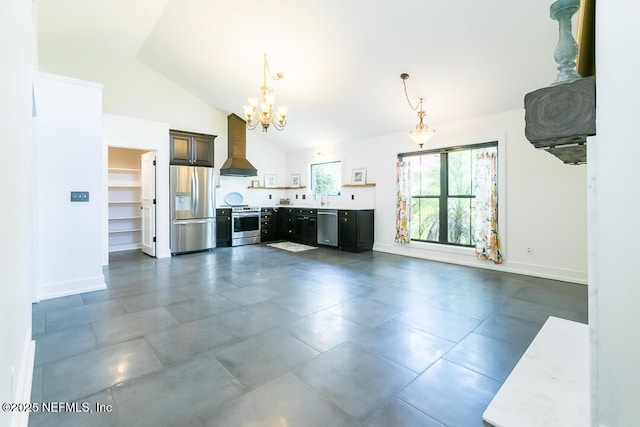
<box><xmin>401</xmin><ymin>73</ymin><xmax>421</xmax><ymax>112</ymax></box>
<box><xmin>400</xmin><ymin>73</ymin><xmax>435</xmax><ymax>148</ymax></box>
<box><xmin>244</xmin><ymin>54</ymin><xmax>288</xmax><ymax>132</ymax></box>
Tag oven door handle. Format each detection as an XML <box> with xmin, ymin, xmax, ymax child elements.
<box><xmin>233</xmin><ymin>212</ymin><xmax>260</xmax><ymax>218</ymax></box>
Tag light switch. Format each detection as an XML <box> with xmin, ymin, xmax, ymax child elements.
<box><xmin>70</xmin><ymin>191</ymin><xmax>89</xmax><ymax>202</ymax></box>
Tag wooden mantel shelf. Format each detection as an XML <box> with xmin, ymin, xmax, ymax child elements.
<box><xmin>343</xmin><ymin>183</ymin><xmax>376</xmax><ymax>188</ymax></box>
<box><xmin>247</xmin><ymin>186</ymin><xmax>307</xmax><ymax>190</ymax></box>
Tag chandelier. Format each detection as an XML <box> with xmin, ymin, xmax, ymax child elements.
<box><xmin>401</xmin><ymin>73</ymin><xmax>435</xmax><ymax>148</ymax></box>
<box><xmin>243</xmin><ymin>54</ymin><xmax>287</xmax><ymax>132</ymax></box>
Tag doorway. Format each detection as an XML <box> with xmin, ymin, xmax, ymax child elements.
<box><xmin>107</xmin><ymin>147</ymin><xmax>157</xmax><ymax>257</ymax></box>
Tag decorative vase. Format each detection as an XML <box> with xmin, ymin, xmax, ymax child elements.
<box><xmin>550</xmin><ymin>0</ymin><xmax>582</xmax><ymax>86</ymax></box>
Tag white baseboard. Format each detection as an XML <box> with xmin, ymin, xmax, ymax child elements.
<box><xmin>498</xmin><ymin>260</ymin><xmax>587</xmax><ymax>285</ymax></box>
<box><xmin>11</xmin><ymin>336</ymin><xmax>35</xmax><ymax>427</ymax></box>
<box><xmin>373</xmin><ymin>242</ymin><xmax>587</xmax><ymax>285</ymax></box>
<box><xmin>35</xmin><ymin>274</ymin><xmax>106</xmax><ymax>302</ymax></box>
<box><xmin>156</xmin><ymin>248</ymin><xmax>172</xmax><ymax>259</ymax></box>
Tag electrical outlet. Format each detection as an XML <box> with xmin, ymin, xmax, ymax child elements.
<box><xmin>526</xmin><ymin>245</ymin><xmax>533</xmax><ymax>255</ymax></box>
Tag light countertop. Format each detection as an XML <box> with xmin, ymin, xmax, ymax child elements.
<box><xmin>482</xmin><ymin>316</ymin><xmax>589</xmax><ymax>427</ymax></box>
<box><xmin>264</xmin><ymin>205</ymin><xmax>375</xmax><ymax>210</ymax></box>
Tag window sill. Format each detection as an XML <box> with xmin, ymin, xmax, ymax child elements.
<box><xmin>409</xmin><ymin>240</ymin><xmax>476</xmax><ymax>257</ymax></box>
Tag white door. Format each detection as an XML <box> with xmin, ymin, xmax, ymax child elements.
<box><xmin>140</xmin><ymin>151</ymin><xmax>156</xmax><ymax>256</ymax></box>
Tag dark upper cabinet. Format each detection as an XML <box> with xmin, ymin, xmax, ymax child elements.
<box><xmin>170</xmin><ymin>130</ymin><xmax>216</xmax><ymax>167</ymax></box>
<box><xmin>338</xmin><ymin>210</ymin><xmax>374</xmax><ymax>252</ymax></box>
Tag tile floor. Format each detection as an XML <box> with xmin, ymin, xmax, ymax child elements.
<box><xmin>29</xmin><ymin>245</ymin><xmax>588</xmax><ymax>426</ymax></box>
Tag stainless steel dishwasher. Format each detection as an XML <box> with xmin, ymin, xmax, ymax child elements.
<box><xmin>317</xmin><ymin>209</ymin><xmax>338</xmax><ymax>246</ymax></box>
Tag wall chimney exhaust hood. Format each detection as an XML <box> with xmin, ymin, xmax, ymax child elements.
<box><xmin>220</xmin><ymin>113</ymin><xmax>258</xmax><ymax>176</ymax></box>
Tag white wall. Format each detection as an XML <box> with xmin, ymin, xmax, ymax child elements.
<box><xmin>592</xmin><ymin>1</ymin><xmax>640</xmax><ymax>425</ymax></box>
<box><xmin>0</xmin><ymin>0</ymin><xmax>35</xmax><ymax>425</ymax></box>
<box><xmin>284</xmin><ymin>148</ymin><xmax>377</xmax><ymax>209</ymax></box>
<box><xmin>42</xmin><ymin>58</ymin><xmax>289</xmax><ymax>210</ymax></box>
<box><xmin>41</xmin><ymin>58</ymin><xmax>222</xmax><ymax>134</ymax></box>
<box><xmin>288</xmin><ymin>109</ymin><xmax>588</xmax><ymax>284</ymax></box>
<box><xmin>32</xmin><ymin>73</ymin><xmax>106</xmax><ymax>300</ymax></box>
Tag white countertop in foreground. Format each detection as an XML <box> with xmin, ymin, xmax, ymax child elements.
<box><xmin>482</xmin><ymin>316</ymin><xmax>589</xmax><ymax>427</ymax></box>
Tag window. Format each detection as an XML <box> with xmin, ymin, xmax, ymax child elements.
<box><xmin>400</xmin><ymin>142</ymin><xmax>497</xmax><ymax>247</ymax></box>
<box><xmin>310</xmin><ymin>161</ymin><xmax>341</xmax><ymax>196</ymax></box>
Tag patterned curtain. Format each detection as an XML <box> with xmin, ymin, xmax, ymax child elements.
<box><xmin>475</xmin><ymin>152</ymin><xmax>502</xmax><ymax>263</ymax></box>
<box><xmin>395</xmin><ymin>161</ymin><xmax>411</xmax><ymax>244</ymax></box>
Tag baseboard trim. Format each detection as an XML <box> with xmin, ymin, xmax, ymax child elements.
<box><xmin>12</xmin><ymin>336</ymin><xmax>35</xmax><ymax>427</ymax></box>
<box><xmin>156</xmin><ymin>249</ymin><xmax>172</xmax><ymax>259</ymax></box>
<box><xmin>35</xmin><ymin>274</ymin><xmax>106</xmax><ymax>301</ymax></box>
<box><xmin>373</xmin><ymin>243</ymin><xmax>587</xmax><ymax>285</ymax></box>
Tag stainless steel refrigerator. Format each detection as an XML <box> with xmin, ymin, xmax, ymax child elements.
<box><xmin>170</xmin><ymin>165</ymin><xmax>216</xmax><ymax>254</ymax></box>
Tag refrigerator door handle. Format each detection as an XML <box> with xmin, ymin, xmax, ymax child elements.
<box><xmin>191</xmin><ymin>168</ymin><xmax>198</xmax><ymax>216</ymax></box>
<box><xmin>194</xmin><ymin>168</ymin><xmax>200</xmax><ymax>215</ymax></box>
<box><xmin>173</xmin><ymin>219</ymin><xmax>214</xmax><ymax>225</ymax></box>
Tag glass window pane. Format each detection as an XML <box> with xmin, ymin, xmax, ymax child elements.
<box><xmin>448</xmin><ymin>150</ymin><xmax>472</xmax><ymax>196</ymax></box>
<box><xmin>402</xmin><ymin>143</ymin><xmax>495</xmax><ymax>248</ymax></box>
<box><xmin>411</xmin><ymin>197</ymin><xmax>439</xmax><ymax>241</ymax></box>
<box><xmin>311</xmin><ymin>161</ymin><xmax>341</xmax><ymax>195</ymax></box>
<box><xmin>448</xmin><ymin>197</ymin><xmax>472</xmax><ymax>245</ymax></box>
<box><xmin>409</xmin><ymin>154</ymin><xmax>440</xmax><ymax>196</ymax></box>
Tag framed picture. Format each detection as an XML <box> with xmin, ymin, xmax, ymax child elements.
<box><xmin>264</xmin><ymin>174</ymin><xmax>277</xmax><ymax>188</ymax></box>
<box><xmin>351</xmin><ymin>168</ymin><xmax>366</xmax><ymax>185</ymax></box>
<box><xmin>290</xmin><ymin>173</ymin><xmax>301</xmax><ymax>188</ymax></box>
<box><xmin>251</xmin><ymin>180</ymin><xmax>260</xmax><ymax>188</ymax></box>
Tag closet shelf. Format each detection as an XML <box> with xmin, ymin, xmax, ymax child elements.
<box><xmin>109</xmin><ymin>228</ymin><xmax>142</xmax><ymax>234</ymax></box>
<box><xmin>108</xmin><ymin>167</ymin><xmax>140</xmax><ymax>173</ymax></box>
<box><xmin>108</xmin><ymin>151</ymin><xmax>143</xmax><ymax>253</ymax></box>
<box><xmin>109</xmin><ymin>216</ymin><xmax>142</xmax><ymax>221</ymax></box>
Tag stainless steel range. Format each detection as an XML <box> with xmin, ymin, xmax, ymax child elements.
<box><xmin>231</xmin><ymin>205</ymin><xmax>261</xmax><ymax>246</ymax></box>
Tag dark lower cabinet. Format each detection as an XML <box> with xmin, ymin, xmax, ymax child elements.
<box><xmin>338</xmin><ymin>210</ymin><xmax>374</xmax><ymax>252</ymax></box>
<box><xmin>279</xmin><ymin>208</ymin><xmax>295</xmax><ymax>240</ymax></box>
<box><xmin>216</xmin><ymin>209</ymin><xmax>231</xmax><ymax>246</ymax></box>
<box><xmin>261</xmin><ymin>208</ymin><xmax>278</xmax><ymax>242</ymax></box>
<box><xmin>296</xmin><ymin>214</ymin><xmax>317</xmax><ymax>246</ymax></box>
<box><xmin>268</xmin><ymin>207</ymin><xmax>373</xmax><ymax>252</ymax></box>
<box><xmin>291</xmin><ymin>208</ymin><xmax>317</xmax><ymax>245</ymax></box>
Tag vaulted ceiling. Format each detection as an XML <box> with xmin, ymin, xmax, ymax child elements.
<box><xmin>36</xmin><ymin>0</ymin><xmax>561</xmax><ymax>152</ymax></box>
